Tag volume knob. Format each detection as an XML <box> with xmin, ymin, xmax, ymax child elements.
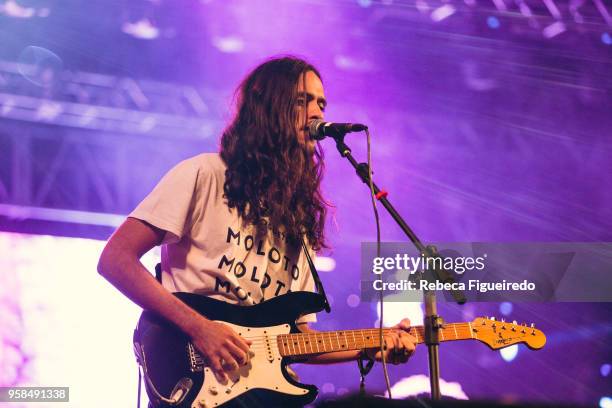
<box><xmin>208</xmin><ymin>386</ymin><xmax>218</xmax><ymax>395</ymax></box>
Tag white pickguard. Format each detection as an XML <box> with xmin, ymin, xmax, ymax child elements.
<box><xmin>189</xmin><ymin>322</ymin><xmax>309</xmax><ymax>408</ymax></box>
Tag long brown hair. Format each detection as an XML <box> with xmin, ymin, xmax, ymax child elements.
<box><xmin>220</xmin><ymin>56</ymin><xmax>328</xmax><ymax>250</ymax></box>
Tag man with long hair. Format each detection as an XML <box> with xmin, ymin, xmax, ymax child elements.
<box><xmin>98</xmin><ymin>56</ymin><xmax>416</xmax><ymax>401</ymax></box>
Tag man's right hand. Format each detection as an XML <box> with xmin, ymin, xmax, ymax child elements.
<box><xmin>190</xmin><ymin>319</ymin><xmax>252</xmax><ymax>383</ymax></box>
<box><xmin>97</xmin><ymin>218</ymin><xmax>252</xmax><ymax>382</ymax></box>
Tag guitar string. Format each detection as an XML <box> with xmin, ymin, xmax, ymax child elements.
<box><xmin>232</xmin><ymin>327</ymin><xmax>483</xmax><ymax>352</ymax></box>
<box><xmin>236</xmin><ymin>324</ymin><xmax>481</xmax><ymax>342</ymax></box>
<box><xmin>193</xmin><ymin>323</ymin><xmax>529</xmax><ymax>349</ymax></box>
<box><xmin>241</xmin><ymin>322</ymin><xmax>533</xmax><ymax>342</ymax></box>
<box><xmin>239</xmin><ymin>325</ymin><xmax>516</xmax><ymax>346</ymax></box>
<box><xmin>242</xmin><ymin>328</ymin><xmax>479</xmax><ymax>343</ymax></box>
<box><xmin>191</xmin><ymin>323</ymin><xmax>533</xmax><ymax>360</ymax></box>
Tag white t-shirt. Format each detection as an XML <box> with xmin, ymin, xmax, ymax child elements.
<box><xmin>129</xmin><ymin>153</ymin><xmax>317</xmax><ymax>323</ymax></box>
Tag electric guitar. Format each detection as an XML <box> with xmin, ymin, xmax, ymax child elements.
<box><xmin>134</xmin><ymin>291</ymin><xmax>546</xmax><ymax>408</ymax></box>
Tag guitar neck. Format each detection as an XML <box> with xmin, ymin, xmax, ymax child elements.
<box><xmin>277</xmin><ymin>323</ymin><xmax>475</xmax><ymax>357</ymax></box>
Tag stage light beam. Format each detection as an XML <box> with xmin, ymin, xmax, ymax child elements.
<box><xmin>431</xmin><ymin>4</ymin><xmax>456</xmax><ymax>22</ymax></box>
<box><xmin>500</xmin><ymin>344</ymin><xmax>519</xmax><ymax>362</ymax></box>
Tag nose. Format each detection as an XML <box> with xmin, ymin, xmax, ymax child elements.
<box><xmin>309</xmin><ymin>105</ymin><xmax>324</xmax><ymax>122</ymax></box>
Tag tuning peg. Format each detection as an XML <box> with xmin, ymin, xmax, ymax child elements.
<box><xmin>512</xmin><ymin>320</ymin><xmax>517</xmax><ymax>325</ymax></box>
<box><xmin>501</xmin><ymin>318</ymin><xmax>505</xmax><ymax>323</ymax></box>
<box><xmin>490</xmin><ymin>317</ymin><xmax>496</xmax><ymax>321</ymax></box>
<box><xmin>530</xmin><ymin>323</ymin><xmax>535</xmax><ymax>328</ymax></box>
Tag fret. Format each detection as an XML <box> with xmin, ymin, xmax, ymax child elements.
<box><xmin>293</xmin><ymin>334</ymin><xmax>299</xmax><ymax>355</ymax></box>
<box><xmin>304</xmin><ymin>334</ymin><xmax>309</xmax><ymax>354</ymax></box>
<box><xmin>311</xmin><ymin>332</ymin><xmax>317</xmax><ymax>353</ymax></box>
<box><xmin>283</xmin><ymin>334</ymin><xmax>288</xmax><ymax>356</ymax></box>
<box><xmin>314</xmin><ymin>332</ymin><xmax>320</xmax><ymax>353</ymax></box>
<box><xmin>366</xmin><ymin>330</ymin><xmax>373</xmax><ymax>348</ymax></box>
<box><xmin>305</xmin><ymin>332</ymin><xmax>311</xmax><ymax>354</ymax></box>
<box><xmin>296</xmin><ymin>334</ymin><xmax>302</xmax><ymax>355</ymax></box>
<box><xmin>468</xmin><ymin>322</ymin><xmax>474</xmax><ymax>339</ymax></box>
<box><xmin>453</xmin><ymin>323</ymin><xmax>458</xmax><ymax>339</ymax></box>
<box><xmin>440</xmin><ymin>328</ymin><xmax>444</xmax><ymax>341</ymax></box>
<box><xmin>278</xmin><ymin>335</ymin><xmax>285</xmax><ymax>355</ymax></box>
<box><xmin>287</xmin><ymin>334</ymin><xmax>294</xmax><ymax>356</ymax></box>
<box><xmin>307</xmin><ymin>332</ymin><xmax>313</xmax><ymax>354</ymax></box>
<box><xmin>319</xmin><ymin>332</ymin><xmax>326</xmax><ymax>353</ymax></box>
<box><xmin>335</xmin><ymin>331</ymin><xmax>341</xmax><ymax>351</ymax></box>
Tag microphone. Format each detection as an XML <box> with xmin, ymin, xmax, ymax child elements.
<box><xmin>308</xmin><ymin>119</ymin><xmax>367</xmax><ymax>141</ymax></box>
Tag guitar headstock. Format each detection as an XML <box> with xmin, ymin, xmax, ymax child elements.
<box><xmin>470</xmin><ymin>317</ymin><xmax>546</xmax><ymax>350</ymax></box>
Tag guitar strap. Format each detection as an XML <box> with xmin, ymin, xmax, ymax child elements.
<box><xmin>154</xmin><ymin>263</ymin><xmax>162</xmax><ymax>283</ymax></box>
<box><xmin>300</xmin><ymin>236</ymin><xmax>331</xmax><ymax>313</ymax></box>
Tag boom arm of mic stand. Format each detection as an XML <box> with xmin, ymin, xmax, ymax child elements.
<box><xmin>333</xmin><ymin>134</ymin><xmax>465</xmax><ymax>300</ymax></box>
<box><xmin>332</xmin><ymin>133</ymin><xmax>466</xmax><ymax>401</ymax></box>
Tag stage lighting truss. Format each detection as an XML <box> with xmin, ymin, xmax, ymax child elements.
<box><xmin>375</xmin><ymin>0</ymin><xmax>611</xmax><ymax>40</ymax></box>
<box><xmin>0</xmin><ymin>60</ymin><xmax>225</xmax><ymax>228</ymax></box>
<box><xmin>0</xmin><ymin>60</ymin><xmax>222</xmax><ymax>139</ymax></box>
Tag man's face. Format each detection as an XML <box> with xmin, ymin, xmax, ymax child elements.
<box><xmin>295</xmin><ymin>70</ymin><xmax>327</xmax><ymax>150</ymax></box>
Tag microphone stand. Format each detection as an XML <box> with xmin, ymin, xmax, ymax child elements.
<box><xmin>330</xmin><ymin>132</ymin><xmax>466</xmax><ymax>400</ymax></box>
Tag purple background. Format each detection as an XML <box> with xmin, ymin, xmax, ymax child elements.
<box><xmin>1</xmin><ymin>0</ymin><xmax>611</xmax><ymax>406</ymax></box>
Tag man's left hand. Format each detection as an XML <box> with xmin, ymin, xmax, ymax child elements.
<box><xmin>364</xmin><ymin>318</ymin><xmax>417</xmax><ymax>364</ymax></box>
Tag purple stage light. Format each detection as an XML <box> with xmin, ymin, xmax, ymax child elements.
<box><xmin>430</xmin><ymin>4</ymin><xmax>455</xmax><ymax>22</ymax></box>
<box><xmin>542</xmin><ymin>21</ymin><xmax>566</xmax><ymax>38</ymax></box>
<box><xmin>499</xmin><ymin>302</ymin><xmax>513</xmax><ymax>316</ymax></box>
<box><xmin>346</xmin><ymin>294</ymin><xmax>361</xmax><ymax>308</ymax></box>
<box><xmin>357</xmin><ymin>0</ymin><xmax>373</xmax><ymax>8</ymax></box>
<box><xmin>212</xmin><ymin>36</ymin><xmax>245</xmax><ymax>53</ymax></box>
<box><xmin>487</xmin><ymin>16</ymin><xmax>501</xmax><ymax>29</ymax></box>
<box><xmin>122</xmin><ymin>18</ymin><xmax>160</xmax><ymax>40</ymax></box>
<box><xmin>314</xmin><ymin>256</ymin><xmax>336</xmax><ymax>272</ymax></box>
<box><xmin>388</xmin><ymin>375</ymin><xmax>469</xmax><ymax>400</ymax></box>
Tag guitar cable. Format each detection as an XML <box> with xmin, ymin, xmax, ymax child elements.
<box><xmin>135</xmin><ymin>339</ymin><xmax>193</xmax><ymax>407</ymax></box>
<box><xmin>365</xmin><ymin>128</ymin><xmax>393</xmax><ymax>398</ymax></box>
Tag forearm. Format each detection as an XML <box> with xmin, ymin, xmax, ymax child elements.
<box><xmin>97</xmin><ymin>247</ymin><xmax>207</xmax><ymax>338</ymax></box>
